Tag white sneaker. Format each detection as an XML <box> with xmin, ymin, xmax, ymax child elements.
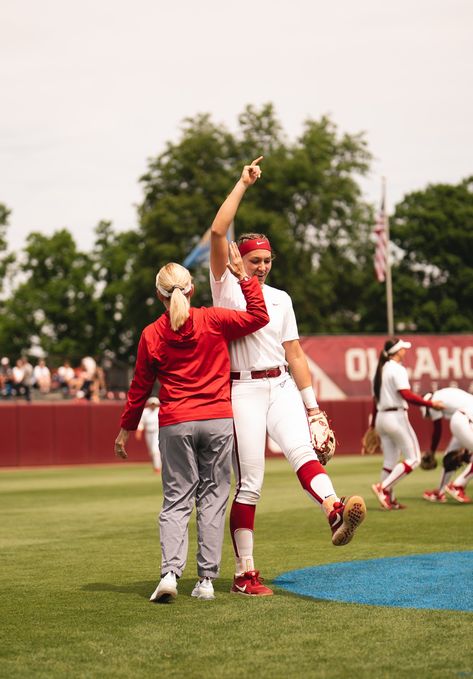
<box><xmin>149</xmin><ymin>572</ymin><xmax>177</xmax><ymax>603</ymax></box>
<box><xmin>191</xmin><ymin>577</ymin><xmax>215</xmax><ymax>600</ymax></box>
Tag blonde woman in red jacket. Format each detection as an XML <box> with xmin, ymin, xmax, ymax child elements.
<box><xmin>114</xmin><ymin>242</ymin><xmax>269</xmax><ymax>603</ymax></box>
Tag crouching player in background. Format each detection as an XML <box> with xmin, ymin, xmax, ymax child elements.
<box><xmin>421</xmin><ymin>387</ymin><xmax>473</xmax><ymax>504</ymax></box>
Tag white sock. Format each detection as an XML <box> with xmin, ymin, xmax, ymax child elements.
<box><xmin>233</xmin><ymin>528</ymin><xmax>254</xmax><ymax>575</ymax></box>
<box><xmin>382</xmin><ymin>462</ymin><xmax>408</xmax><ymax>490</ymax></box>
<box><xmin>309</xmin><ymin>474</ymin><xmax>337</xmax><ymax>503</ymax></box>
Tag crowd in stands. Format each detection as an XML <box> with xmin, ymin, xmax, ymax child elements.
<box><xmin>0</xmin><ymin>355</ymin><xmax>111</xmax><ymax>402</ymax></box>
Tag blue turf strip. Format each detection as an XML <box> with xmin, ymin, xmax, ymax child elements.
<box><xmin>274</xmin><ymin>551</ymin><xmax>473</xmax><ymax>611</ymax></box>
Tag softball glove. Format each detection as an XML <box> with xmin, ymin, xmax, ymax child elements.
<box><xmin>308</xmin><ymin>410</ymin><xmax>336</xmax><ymax>465</ymax></box>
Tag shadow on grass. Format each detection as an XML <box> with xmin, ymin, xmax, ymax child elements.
<box><xmin>82</xmin><ymin>578</ymin><xmax>239</xmax><ymax>600</ymax></box>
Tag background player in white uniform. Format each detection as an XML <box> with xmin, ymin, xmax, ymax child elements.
<box><xmin>136</xmin><ymin>396</ymin><xmax>161</xmax><ymax>472</ymax></box>
<box><xmin>210</xmin><ymin>156</ymin><xmax>366</xmax><ymax>596</ymax></box>
<box><xmin>421</xmin><ymin>387</ymin><xmax>473</xmax><ymax>504</ymax></box>
<box><xmin>371</xmin><ymin>338</ymin><xmax>443</xmax><ymax>510</ymax></box>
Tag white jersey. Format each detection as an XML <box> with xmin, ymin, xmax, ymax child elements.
<box><xmin>34</xmin><ymin>365</ymin><xmax>51</xmax><ymax>382</ymax></box>
<box><xmin>138</xmin><ymin>407</ymin><xmax>160</xmax><ymax>433</ymax></box>
<box><xmin>377</xmin><ymin>360</ymin><xmax>410</xmax><ymax>410</ymax></box>
<box><xmin>429</xmin><ymin>388</ymin><xmax>473</xmax><ymax>421</ymax></box>
<box><xmin>58</xmin><ymin>365</ymin><xmax>74</xmax><ymax>382</ymax></box>
<box><xmin>210</xmin><ymin>269</ymin><xmax>299</xmax><ymax>371</ymax></box>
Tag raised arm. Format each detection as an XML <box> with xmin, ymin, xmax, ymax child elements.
<box><xmin>210</xmin><ymin>156</ymin><xmax>263</xmax><ymax>280</ymax></box>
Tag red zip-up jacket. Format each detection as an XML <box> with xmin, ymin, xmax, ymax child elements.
<box><xmin>120</xmin><ymin>276</ymin><xmax>269</xmax><ymax>429</ymax></box>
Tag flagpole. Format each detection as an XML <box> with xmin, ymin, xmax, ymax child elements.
<box><xmin>383</xmin><ymin>177</ymin><xmax>395</xmax><ymax>335</ymax></box>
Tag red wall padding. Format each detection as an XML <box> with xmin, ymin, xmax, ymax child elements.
<box><xmin>0</xmin><ymin>402</ymin><xmax>149</xmax><ymax>467</ymax></box>
<box><xmin>0</xmin><ymin>400</ymin><xmax>453</xmax><ymax>467</ymax></box>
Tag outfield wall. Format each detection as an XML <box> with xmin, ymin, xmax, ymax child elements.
<box><xmin>0</xmin><ymin>400</ymin><xmax>452</xmax><ymax>467</ymax></box>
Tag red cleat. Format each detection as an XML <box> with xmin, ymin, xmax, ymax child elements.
<box><xmin>389</xmin><ymin>492</ymin><xmax>407</xmax><ymax>509</ymax></box>
<box><xmin>423</xmin><ymin>489</ymin><xmax>447</xmax><ymax>503</ymax></box>
<box><xmin>445</xmin><ymin>483</ymin><xmax>471</xmax><ymax>504</ymax></box>
<box><xmin>231</xmin><ymin>570</ymin><xmax>273</xmax><ymax>596</ymax></box>
<box><xmin>329</xmin><ymin>496</ymin><xmax>366</xmax><ymax>546</ymax></box>
<box><xmin>371</xmin><ymin>482</ymin><xmax>393</xmax><ymax>510</ymax></box>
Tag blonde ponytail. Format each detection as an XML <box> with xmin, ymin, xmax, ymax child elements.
<box><xmin>156</xmin><ymin>263</ymin><xmax>192</xmax><ymax>331</ymax></box>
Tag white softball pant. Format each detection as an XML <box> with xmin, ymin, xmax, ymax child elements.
<box><xmin>375</xmin><ymin>410</ymin><xmax>421</xmax><ymax>469</ymax></box>
<box><xmin>231</xmin><ymin>372</ymin><xmax>317</xmax><ymax>505</ymax></box>
<box><xmin>145</xmin><ymin>430</ymin><xmax>161</xmax><ymax>470</ymax></box>
<box><xmin>449</xmin><ymin>411</ymin><xmax>473</xmax><ymax>451</ymax></box>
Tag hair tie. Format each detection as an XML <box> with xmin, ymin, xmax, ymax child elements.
<box><xmin>157</xmin><ymin>282</ymin><xmax>192</xmax><ymax>298</ymax></box>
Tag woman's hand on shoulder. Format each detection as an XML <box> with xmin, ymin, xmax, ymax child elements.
<box><xmin>227</xmin><ymin>241</ymin><xmax>248</xmax><ymax>281</ymax></box>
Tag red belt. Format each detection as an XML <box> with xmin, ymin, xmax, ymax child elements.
<box><xmin>230</xmin><ymin>367</ymin><xmax>287</xmax><ymax>380</ymax></box>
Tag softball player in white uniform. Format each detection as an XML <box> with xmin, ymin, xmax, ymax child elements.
<box><xmin>136</xmin><ymin>397</ymin><xmax>161</xmax><ymax>472</ymax></box>
<box><xmin>210</xmin><ymin>157</ymin><xmax>366</xmax><ymax>596</ymax></box>
<box><xmin>371</xmin><ymin>338</ymin><xmax>443</xmax><ymax>510</ymax></box>
<box><xmin>422</xmin><ymin>387</ymin><xmax>473</xmax><ymax>504</ymax></box>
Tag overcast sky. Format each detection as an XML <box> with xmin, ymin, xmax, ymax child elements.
<box><xmin>2</xmin><ymin>0</ymin><xmax>472</xmax><ymax>254</ymax></box>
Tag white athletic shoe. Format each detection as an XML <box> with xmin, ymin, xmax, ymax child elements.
<box><xmin>149</xmin><ymin>572</ymin><xmax>177</xmax><ymax>603</ymax></box>
<box><xmin>191</xmin><ymin>577</ymin><xmax>215</xmax><ymax>600</ymax></box>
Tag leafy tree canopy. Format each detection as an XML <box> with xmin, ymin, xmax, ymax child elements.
<box><xmin>0</xmin><ymin>229</ymin><xmax>100</xmax><ymax>359</ymax></box>
<box><xmin>130</xmin><ymin>104</ymin><xmax>374</xmax><ymax>341</ymax></box>
<box><xmin>2</xmin><ymin>106</ymin><xmax>473</xmax><ymax>365</ymax></box>
<box><xmin>390</xmin><ymin>177</ymin><xmax>473</xmax><ymax>331</ymax></box>
<box><xmin>0</xmin><ymin>203</ymin><xmax>15</xmax><ymax>297</ymax></box>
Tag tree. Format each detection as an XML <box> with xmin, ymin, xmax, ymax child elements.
<box><xmin>0</xmin><ymin>230</ymin><xmax>100</xmax><ymax>359</ymax></box>
<box><xmin>130</xmin><ymin>104</ymin><xmax>374</xmax><ymax>346</ymax></box>
<box><xmin>0</xmin><ymin>203</ymin><xmax>15</xmax><ymax>297</ymax></box>
<box><xmin>90</xmin><ymin>220</ymin><xmax>140</xmax><ymax>361</ymax></box>
<box><xmin>389</xmin><ymin>177</ymin><xmax>473</xmax><ymax>331</ymax></box>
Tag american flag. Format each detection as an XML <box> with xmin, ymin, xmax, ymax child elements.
<box><xmin>182</xmin><ymin>221</ymin><xmax>235</xmax><ymax>269</ymax></box>
<box><xmin>373</xmin><ymin>190</ymin><xmax>388</xmax><ymax>283</ymax></box>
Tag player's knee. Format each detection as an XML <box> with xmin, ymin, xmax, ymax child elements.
<box><xmin>236</xmin><ymin>488</ymin><xmax>261</xmax><ymax>504</ymax></box>
<box><xmin>286</xmin><ymin>444</ymin><xmax>316</xmax><ymax>471</ymax></box>
<box><xmin>407</xmin><ymin>457</ymin><xmax>420</xmax><ymax>471</ymax></box>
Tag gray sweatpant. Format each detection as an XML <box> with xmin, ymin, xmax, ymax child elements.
<box><xmin>158</xmin><ymin>418</ymin><xmax>233</xmax><ymax>579</ymax></box>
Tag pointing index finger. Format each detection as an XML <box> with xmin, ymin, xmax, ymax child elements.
<box><xmin>250</xmin><ymin>156</ymin><xmax>264</xmax><ymax>166</ymax></box>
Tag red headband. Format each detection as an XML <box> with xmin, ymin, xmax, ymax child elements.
<box><xmin>238</xmin><ymin>238</ymin><xmax>272</xmax><ymax>257</ymax></box>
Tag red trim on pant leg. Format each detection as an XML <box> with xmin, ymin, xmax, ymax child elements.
<box><xmin>232</xmin><ymin>420</ymin><xmax>242</xmax><ymax>498</ymax></box>
<box><xmin>296</xmin><ymin>460</ymin><xmax>327</xmax><ymax>504</ymax></box>
<box><xmin>230</xmin><ymin>501</ymin><xmax>256</xmax><ymax>556</ymax></box>
<box><xmin>403</xmin><ymin>461</ymin><xmax>413</xmax><ymax>474</ymax></box>
<box><xmin>383</xmin><ymin>467</ymin><xmax>392</xmax><ymax>473</ymax></box>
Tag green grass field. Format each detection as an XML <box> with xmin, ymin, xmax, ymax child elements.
<box><xmin>1</xmin><ymin>456</ymin><xmax>472</xmax><ymax>679</ymax></box>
